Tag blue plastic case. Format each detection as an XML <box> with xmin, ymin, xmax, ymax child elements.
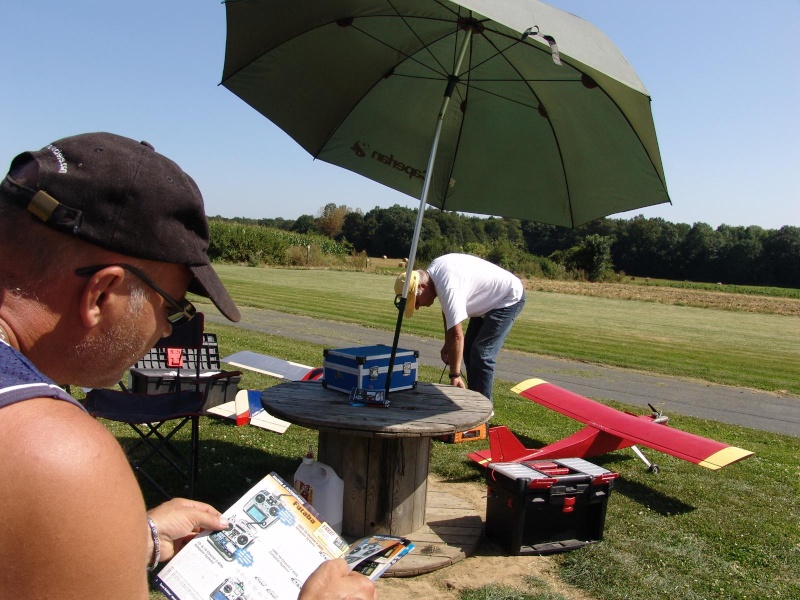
<box><xmin>322</xmin><ymin>345</ymin><xmax>418</xmax><ymax>394</ymax></box>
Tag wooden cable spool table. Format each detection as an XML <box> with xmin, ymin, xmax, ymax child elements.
<box><xmin>261</xmin><ymin>380</ymin><xmax>492</xmax><ymax>575</ymax></box>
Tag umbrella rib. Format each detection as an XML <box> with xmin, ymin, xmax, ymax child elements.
<box><xmin>347</xmin><ymin>20</ymin><xmax>448</xmax><ymax>81</ymax></box>
<box><xmin>309</xmin><ymin>17</ymin><xmax>456</xmax><ymax>159</ymax></box>
<box><xmin>220</xmin><ymin>10</ymin><xmax>458</xmax><ymax>86</ymax></box>
<box><xmin>384</xmin><ymin>0</ymin><xmax>464</xmax><ymax>78</ymax></box>
<box><xmin>393</xmin><ymin>73</ymin><xmax>583</xmax><ymax>86</ymax></box>
<box><xmin>438</xmin><ymin>33</ymin><xmax>562</xmax><ymax>211</ymax></box>
<box><xmin>438</xmin><ymin>34</ymin><xmax>473</xmax><ymax>212</ymax></box>
<box><xmin>457</xmin><ymin>34</ymin><xmax>528</xmax><ymax>79</ymax></box>
<box><xmin>583</xmin><ymin>84</ymin><xmax>669</xmax><ymax>195</ymax></box>
<box><xmin>435</xmin><ymin>18</ymin><xmax>581</xmax><ymax>211</ymax></box>
<box><xmin>312</xmin><ymin>6</ymin><xmax>483</xmax><ymax>159</ymax></box>
<box><xmin>481</xmin><ymin>30</ymin><xmax>576</xmax><ymax>226</ymax></box>
<box><xmin>456</xmin><ymin>82</ymin><xmax>541</xmax><ymax>110</ymax></box>
<box><xmin>437</xmin><ymin>27</ymin><xmax>605</xmax><ymax>223</ymax></box>
<box><xmin>479</xmin><ymin>32</ymin><xmax>668</xmax><ymax>203</ymax></box>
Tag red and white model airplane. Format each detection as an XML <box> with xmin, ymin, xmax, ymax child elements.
<box><xmin>466</xmin><ymin>378</ymin><xmax>754</xmax><ymax>472</ymax></box>
<box><xmin>211</xmin><ymin>352</ymin><xmax>322</xmax><ymax>432</ymax></box>
<box><xmin>220</xmin><ymin>351</ymin><xmax>753</xmax><ymax>472</ymax></box>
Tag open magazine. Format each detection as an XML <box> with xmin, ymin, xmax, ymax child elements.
<box><xmin>156</xmin><ymin>472</ymin><xmax>413</xmax><ymax>600</ymax></box>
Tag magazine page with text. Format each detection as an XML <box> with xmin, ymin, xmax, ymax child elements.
<box><xmin>156</xmin><ymin>472</ymin><xmax>414</xmax><ymax>599</ymax></box>
<box><xmin>156</xmin><ymin>472</ymin><xmax>347</xmax><ymax>600</ymax></box>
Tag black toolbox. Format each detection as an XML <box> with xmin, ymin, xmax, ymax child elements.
<box><xmin>129</xmin><ymin>333</ymin><xmax>240</xmax><ymax>414</ymax></box>
<box><xmin>485</xmin><ymin>458</ymin><xmax>618</xmax><ymax>554</ymax></box>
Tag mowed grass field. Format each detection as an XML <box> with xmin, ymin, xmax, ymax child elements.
<box><xmin>205</xmin><ymin>265</ymin><xmax>800</xmax><ymax>395</ymax></box>
<box><xmin>133</xmin><ymin>265</ymin><xmax>798</xmax><ymax>600</ymax></box>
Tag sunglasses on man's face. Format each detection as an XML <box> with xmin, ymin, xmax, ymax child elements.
<box><xmin>75</xmin><ymin>263</ymin><xmax>196</xmax><ymax>326</ymax></box>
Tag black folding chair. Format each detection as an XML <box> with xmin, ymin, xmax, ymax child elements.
<box><xmin>84</xmin><ymin>314</ymin><xmax>241</xmax><ymax>499</ymax></box>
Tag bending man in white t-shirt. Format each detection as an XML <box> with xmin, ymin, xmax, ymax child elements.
<box><xmin>395</xmin><ymin>253</ymin><xmax>526</xmax><ymax>402</ymax></box>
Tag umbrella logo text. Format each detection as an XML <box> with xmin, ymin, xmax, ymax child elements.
<box><xmin>352</xmin><ymin>141</ymin><xmax>425</xmax><ymax>181</ymax></box>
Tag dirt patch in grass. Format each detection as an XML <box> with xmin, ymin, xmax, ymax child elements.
<box><xmin>376</xmin><ymin>475</ymin><xmax>596</xmax><ymax>600</ymax></box>
<box><xmin>524</xmin><ymin>279</ymin><xmax>800</xmax><ymax>317</ymax></box>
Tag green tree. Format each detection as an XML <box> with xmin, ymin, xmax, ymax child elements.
<box><xmin>614</xmin><ymin>216</ymin><xmax>667</xmax><ymax>277</ymax></box>
<box><xmin>484</xmin><ymin>217</ymin><xmax>524</xmax><ymax>246</ymax></box>
<box><xmin>339</xmin><ymin>211</ymin><xmax>366</xmax><ymax>248</ymax></box>
<box><xmin>361</xmin><ymin>205</ymin><xmax>417</xmax><ymax>257</ymax></box>
<box><xmin>486</xmin><ymin>239</ymin><xmax>522</xmax><ymax>272</ymax></box>
<box><xmin>680</xmin><ymin>222</ymin><xmax>723</xmax><ymax>281</ymax></box>
<box><xmin>316</xmin><ymin>203</ymin><xmax>351</xmax><ymax>238</ymax></box>
<box><xmin>291</xmin><ymin>214</ymin><xmax>317</xmax><ymax>234</ymax></box>
<box><xmin>716</xmin><ymin>225</ymin><xmax>766</xmax><ymax>284</ymax></box>
<box><xmin>762</xmin><ymin>226</ymin><xmax>800</xmax><ymax>287</ymax></box>
<box><xmin>555</xmin><ymin>234</ymin><xmax>614</xmax><ymax>281</ymax></box>
<box><xmin>424</xmin><ymin>210</ymin><xmax>481</xmax><ymax>249</ymax></box>
<box><xmin>581</xmin><ymin>234</ymin><xmax>614</xmax><ymax>281</ymax></box>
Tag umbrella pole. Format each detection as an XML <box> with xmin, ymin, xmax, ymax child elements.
<box><xmin>386</xmin><ymin>27</ymin><xmax>474</xmax><ymax>395</ymax></box>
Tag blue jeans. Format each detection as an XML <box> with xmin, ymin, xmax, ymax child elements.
<box><xmin>463</xmin><ymin>295</ymin><xmax>525</xmax><ymax>402</ymax></box>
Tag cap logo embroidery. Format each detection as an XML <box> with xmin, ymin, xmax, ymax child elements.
<box><xmin>3</xmin><ymin>132</ymin><xmax>240</xmax><ymax>322</ymax></box>
<box><xmin>46</xmin><ymin>144</ymin><xmax>68</xmax><ymax>174</ymax></box>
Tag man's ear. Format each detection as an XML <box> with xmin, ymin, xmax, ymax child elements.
<box><xmin>77</xmin><ymin>266</ymin><xmax>127</xmax><ymax>328</ymax></box>
<box><xmin>419</xmin><ymin>280</ymin><xmax>435</xmax><ymax>298</ymax></box>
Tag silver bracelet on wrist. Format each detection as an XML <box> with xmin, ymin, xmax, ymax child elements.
<box><xmin>146</xmin><ymin>517</ymin><xmax>161</xmax><ymax>572</ymax></box>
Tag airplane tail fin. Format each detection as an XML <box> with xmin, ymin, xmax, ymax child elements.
<box><xmin>489</xmin><ymin>426</ymin><xmax>531</xmax><ymax>463</ymax></box>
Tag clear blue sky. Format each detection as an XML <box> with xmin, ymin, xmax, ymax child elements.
<box><xmin>2</xmin><ymin>1</ymin><xmax>797</xmax><ymax>230</ymax></box>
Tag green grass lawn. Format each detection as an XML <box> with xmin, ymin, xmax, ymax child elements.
<box><xmin>127</xmin><ymin>326</ymin><xmax>799</xmax><ymax>600</ymax></box>
<box><xmin>123</xmin><ymin>266</ymin><xmax>798</xmax><ymax>599</ymax></box>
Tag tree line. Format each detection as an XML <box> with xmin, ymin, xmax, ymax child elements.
<box><xmin>217</xmin><ymin>203</ymin><xmax>800</xmax><ymax>288</ymax></box>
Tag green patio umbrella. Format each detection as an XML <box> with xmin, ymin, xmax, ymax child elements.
<box><xmin>221</xmin><ymin>0</ymin><xmax>670</xmax><ymax>388</ymax></box>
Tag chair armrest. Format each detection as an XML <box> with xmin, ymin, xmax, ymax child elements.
<box><xmin>84</xmin><ymin>388</ymin><xmax>205</xmax><ymax>423</ymax></box>
<box><xmin>206</xmin><ymin>370</ymin><xmax>243</xmax><ymax>381</ymax></box>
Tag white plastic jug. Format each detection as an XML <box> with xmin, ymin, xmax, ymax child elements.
<box><xmin>293</xmin><ymin>446</ymin><xmax>344</xmax><ymax>534</ymax></box>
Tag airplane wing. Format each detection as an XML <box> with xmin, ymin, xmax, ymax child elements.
<box><xmin>222</xmin><ymin>351</ymin><xmax>318</xmax><ymax>381</ymax></box>
<box><xmin>511</xmin><ymin>378</ymin><xmax>753</xmax><ymax>470</ymax></box>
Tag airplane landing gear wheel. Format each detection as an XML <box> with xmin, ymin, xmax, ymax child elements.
<box><xmin>648</xmin><ymin>464</ymin><xmax>660</xmax><ymax>474</ymax></box>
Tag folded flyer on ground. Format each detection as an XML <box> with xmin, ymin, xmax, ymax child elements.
<box><xmin>156</xmin><ymin>472</ymin><xmax>412</xmax><ymax>600</ymax></box>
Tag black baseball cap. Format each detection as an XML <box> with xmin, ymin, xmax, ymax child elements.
<box><xmin>0</xmin><ymin>132</ymin><xmax>240</xmax><ymax>321</ymax></box>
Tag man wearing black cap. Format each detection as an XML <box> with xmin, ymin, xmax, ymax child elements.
<box><xmin>0</xmin><ymin>133</ymin><xmax>376</xmax><ymax>599</ymax></box>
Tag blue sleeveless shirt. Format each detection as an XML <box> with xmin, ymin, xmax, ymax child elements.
<box><xmin>0</xmin><ymin>341</ymin><xmax>87</xmax><ymax>411</ymax></box>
